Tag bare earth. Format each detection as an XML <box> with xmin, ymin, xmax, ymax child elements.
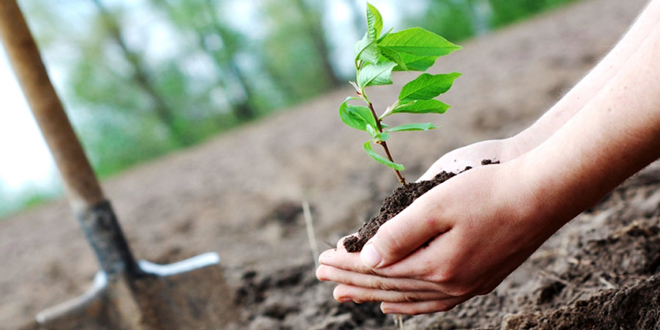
<box><xmin>1</xmin><ymin>0</ymin><xmax>656</xmax><ymax>328</ymax></box>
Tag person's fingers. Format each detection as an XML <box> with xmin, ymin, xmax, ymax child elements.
<box><xmin>319</xmin><ymin>227</ymin><xmax>458</xmax><ymax>280</ymax></box>
<box><xmin>360</xmin><ymin>190</ymin><xmax>453</xmax><ymax>269</ymax></box>
<box><xmin>316</xmin><ymin>265</ymin><xmax>445</xmax><ymax>292</ymax></box>
<box><xmin>318</xmin><ymin>247</ymin><xmax>366</xmax><ymax>271</ymax></box>
<box><xmin>380</xmin><ymin>297</ymin><xmax>470</xmax><ymax>315</ymax></box>
<box><xmin>332</xmin><ymin>284</ymin><xmax>454</xmax><ymax>304</ymax></box>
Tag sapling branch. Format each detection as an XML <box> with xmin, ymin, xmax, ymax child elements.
<box><xmin>338</xmin><ymin>3</ymin><xmax>461</xmax><ymax>186</ymax></box>
<box><xmin>367</xmin><ymin>101</ymin><xmax>406</xmax><ymax>186</ymax></box>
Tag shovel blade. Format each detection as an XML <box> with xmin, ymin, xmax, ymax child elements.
<box><xmin>36</xmin><ymin>253</ymin><xmax>237</xmax><ymax>330</ymax></box>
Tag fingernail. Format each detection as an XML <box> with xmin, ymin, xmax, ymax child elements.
<box><xmin>380</xmin><ymin>304</ymin><xmax>394</xmax><ymax>314</ymax></box>
<box><xmin>338</xmin><ymin>297</ymin><xmax>353</xmax><ymax>303</ymax></box>
<box><xmin>361</xmin><ymin>243</ymin><xmax>382</xmax><ymax>269</ymax></box>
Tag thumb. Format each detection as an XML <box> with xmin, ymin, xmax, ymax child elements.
<box><xmin>360</xmin><ymin>194</ymin><xmax>451</xmax><ymax>269</ymax></box>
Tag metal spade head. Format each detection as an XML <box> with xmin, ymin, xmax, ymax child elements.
<box><xmin>34</xmin><ymin>201</ymin><xmax>237</xmax><ymax>330</ymax></box>
<box><xmin>36</xmin><ymin>254</ymin><xmax>236</xmax><ymax>330</ymax></box>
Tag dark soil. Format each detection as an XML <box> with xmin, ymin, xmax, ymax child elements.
<box><xmin>345</xmin><ymin>160</ymin><xmax>498</xmax><ymax>253</ymax></box>
<box><xmin>344</xmin><ymin>170</ymin><xmax>458</xmax><ymax>252</ymax></box>
<box><xmin>504</xmin><ymin>275</ymin><xmax>660</xmax><ymax>329</ymax></box>
<box><xmin>229</xmin><ymin>164</ymin><xmax>660</xmax><ymax>330</ymax></box>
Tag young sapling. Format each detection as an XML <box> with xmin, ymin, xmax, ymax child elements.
<box><xmin>339</xmin><ymin>3</ymin><xmax>462</xmax><ymax>186</ymax></box>
<box><xmin>340</xmin><ymin>3</ymin><xmax>463</xmax><ymax>253</ymax></box>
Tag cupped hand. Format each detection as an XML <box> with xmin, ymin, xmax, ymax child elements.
<box><xmin>418</xmin><ymin>137</ymin><xmax>524</xmax><ymax>181</ymax></box>
<box><xmin>316</xmin><ymin>158</ymin><xmax>567</xmax><ymax>314</ymax></box>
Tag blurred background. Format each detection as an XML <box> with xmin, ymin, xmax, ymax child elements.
<box><xmin>0</xmin><ymin>0</ymin><xmax>578</xmax><ymax>219</ymax></box>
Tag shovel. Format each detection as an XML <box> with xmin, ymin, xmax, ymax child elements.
<box><xmin>0</xmin><ymin>1</ymin><xmax>236</xmax><ymax>329</ymax></box>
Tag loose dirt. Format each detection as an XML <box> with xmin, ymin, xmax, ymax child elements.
<box><xmin>344</xmin><ymin>160</ymin><xmax>497</xmax><ymax>253</ymax></box>
<box><xmin>344</xmin><ymin>170</ymin><xmax>458</xmax><ymax>253</ymax></box>
<box><xmin>0</xmin><ymin>0</ymin><xmax>655</xmax><ymax>329</ymax></box>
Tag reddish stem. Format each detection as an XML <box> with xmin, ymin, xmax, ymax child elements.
<box><xmin>368</xmin><ymin>102</ymin><xmax>406</xmax><ymax>186</ymax></box>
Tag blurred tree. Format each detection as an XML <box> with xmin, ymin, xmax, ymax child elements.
<box><xmin>406</xmin><ymin>0</ymin><xmax>476</xmax><ymax>42</ymax></box>
<box><xmin>150</xmin><ymin>0</ymin><xmax>259</xmax><ymax>122</ymax></box>
<box><xmin>91</xmin><ymin>0</ymin><xmax>193</xmax><ymax>146</ymax></box>
<box><xmin>343</xmin><ymin>0</ymin><xmax>365</xmax><ymax>38</ymax></box>
<box><xmin>259</xmin><ymin>0</ymin><xmax>337</xmax><ymax>102</ymax></box>
<box><xmin>488</xmin><ymin>0</ymin><xmax>577</xmax><ymax>28</ymax></box>
<box><xmin>291</xmin><ymin>0</ymin><xmax>342</xmax><ymax>86</ymax></box>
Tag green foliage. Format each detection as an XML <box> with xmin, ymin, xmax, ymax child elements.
<box><xmin>358</xmin><ymin>60</ymin><xmax>397</xmax><ymax>88</ymax></box>
<box><xmin>0</xmin><ymin>182</ymin><xmax>60</xmax><ymax>220</ymax></box>
<box><xmin>340</xmin><ymin>3</ymin><xmax>460</xmax><ymax>176</ymax></box>
<box><xmin>366</xmin><ymin>3</ymin><xmax>383</xmax><ymax>40</ymax></box>
<box><xmin>339</xmin><ymin>97</ymin><xmax>377</xmax><ymax>132</ymax></box>
<box><xmin>261</xmin><ymin>0</ymin><xmax>341</xmax><ymax>100</ymax></box>
<box><xmin>363</xmin><ymin>141</ymin><xmax>404</xmax><ymax>171</ymax></box>
<box><xmin>379</xmin><ymin>28</ymin><xmax>462</xmax><ymax>57</ymax></box>
<box><xmin>388</xmin><ymin>99</ymin><xmax>451</xmax><ymax>117</ymax></box>
<box><xmin>386</xmin><ymin>123</ymin><xmax>437</xmax><ymax>133</ymax></box>
<box><xmin>398</xmin><ymin>73</ymin><xmax>461</xmax><ymax>103</ymax></box>
<box><xmin>404</xmin><ymin>0</ymin><xmax>580</xmax><ymax>44</ymax></box>
<box><xmin>406</xmin><ymin>1</ymin><xmax>475</xmax><ymax>43</ymax></box>
<box><xmin>488</xmin><ymin>0</ymin><xmax>578</xmax><ymax>28</ymax></box>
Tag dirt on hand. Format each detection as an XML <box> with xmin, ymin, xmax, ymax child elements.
<box><xmin>344</xmin><ymin>170</ymin><xmax>457</xmax><ymax>252</ymax></box>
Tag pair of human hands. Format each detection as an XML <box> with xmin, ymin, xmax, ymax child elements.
<box><xmin>316</xmin><ymin>2</ymin><xmax>660</xmax><ymax>313</ymax></box>
<box><xmin>315</xmin><ymin>138</ymin><xmax>563</xmax><ymax>314</ymax></box>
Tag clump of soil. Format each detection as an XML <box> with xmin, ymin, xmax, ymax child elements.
<box><xmin>514</xmin><ymin>275</ymin><xmax>660</xmax><ymax>330</ymax></box>
<box><xmin>232</xmin><ymin>262</ymin><xmax>394</xmax><ymax>330</ymax></box>
<box><xmin>344</xmin><ymin>160</ymin><xmax>498</xmax><ymax>252</ymax></box>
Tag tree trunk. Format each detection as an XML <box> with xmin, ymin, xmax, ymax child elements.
<box><xmin>292</xmin><ymin>0</ymin><xmax>342</xmax><ymax>87</ymax></box>
<box><xmin>203</xmin><ymin>0</ymin><xmax>258</xmax><ymax>122</ymax></box>
<box><xmin>92</xmin><ymin>0</ymin><xmax>191</xmax><ymax>146</ymax></box>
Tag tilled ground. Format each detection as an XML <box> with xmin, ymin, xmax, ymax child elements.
<box><xmin>0</xmin><ymin>0</ymin><xmax>654</xmax><ymax>329</ymax></box>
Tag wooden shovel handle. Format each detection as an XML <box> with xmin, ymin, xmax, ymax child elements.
<box><xmin>0</xmin><ymin>0</ymin><xmax>105</xmax><ymax>211</ymax></box>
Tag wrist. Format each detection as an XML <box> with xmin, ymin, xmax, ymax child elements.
<box><xmin>506</xmin><ymin>150</ymin><xmax>582</xmax><ymax>235</ymax></box>
<box><xmin>499</xmin><ymin>134</ymin><xmax>538</xmax><ymax>162</ymax></box>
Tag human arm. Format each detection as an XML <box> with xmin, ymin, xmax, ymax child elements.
<box><xmin>420</xmin><ymin>0</ymin><xmax>660</xmax><ymax>178</ymax></box>
<box><xmin>317</xmin><ymin>12</ymin><xmax>660</xmax><ymax>314</ymax></box>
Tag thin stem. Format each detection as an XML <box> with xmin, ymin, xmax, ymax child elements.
<box><xmin>368</xmin><ymin>102</ymin><xmax>406</xmax><ymax>186</ymax></box>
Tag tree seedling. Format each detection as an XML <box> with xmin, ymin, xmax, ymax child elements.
<box><xmin>339</xmin><ymin>3</ymin><xmax>461</xmax><ymax>186</ymax></box>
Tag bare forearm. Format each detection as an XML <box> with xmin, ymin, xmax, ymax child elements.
<box><xmin>513</xmin><ymin>0</ymin><xmax>660</xmax><ymax>154</ymax></box>
<box><xmin>524</xmin><ymin>18</ymin><xmax>660</xmax><ymax>227</ymax></box>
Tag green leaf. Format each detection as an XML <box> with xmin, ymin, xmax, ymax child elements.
<box><xmin>339</xmin><ymin>97</ymin><xmax>377</xmax><ymax>131</ymax></box>
<box><xmin>358</xmin><ymin>60</ymin><xmax>397</xmax><ymax>88</ymax></box>
<box><xmin>366</xmin><ymin>3</ymin><xmax>383</xmax><ymax>40</ymax></box>
<box><xmin>354</xmin><ymin>33</ymin><xmax>380</xmax><ymax>64</ymax></box>
<box><xmin>366</xmin><ymin>123</ymin><xmax>377</xmax><ymax>136</ymax></box>
<box><xmin>386</xmin><ymin>123</ymin><xmax>437</xmax><ymax>132</ymax></box>
<box><xmin>398</xmin><ymin>73</ymin><xmax>461</xmax><ymax>102</ymax></box>
<box><xmin>354</xmin><ymin>3</ymin><xmax>384</xmax><ymax>65</ymax></box>
<box><xmin>380</xmin><ymin>27</ymin><xmax>462</xmax><ymax>57</ymax></box>
<box><xmin>378</xmin><ymin>27</ymin><xmax>393</xmax><ymax>43</ymax></box>
<box><xmin>366</xmin><ymin>124</ymin><xmax>390</xmax><ymax>142</ymax></box>
<box><xmin>364</xmin><ymin>140</ymin><xmax>405</xmax><ymax>170</ymax></box>
<box><xmin>379</xmin><ymin>47</ymin><xmax>407</xmax><ymax>71</ymax></box>
<box><xmin>392</xmin><ymin>52</ymin><xmax>438</xmax><ymax>71</ymax></box>
<box><xmin>392</xmin><ymin>99</ymin><xmax>451</xmax><ymax>115</ymax></box>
